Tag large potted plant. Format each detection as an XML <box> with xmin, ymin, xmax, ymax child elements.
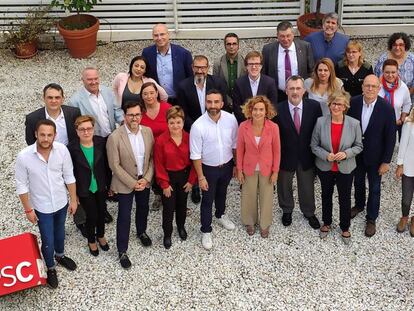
<box><xmin>3</xmin><ymin>6</ymin><xmax>54</xmax><ymax>59</ymax></box>
<box><xmin>297</xmin><ymin>0</ymin><xmax>324</xmax><ymax>39</ymax></box>
<box><xmin>51</xmin><ymin>0</ymin><xmax>102</xmax><ymax>58</ymax></box>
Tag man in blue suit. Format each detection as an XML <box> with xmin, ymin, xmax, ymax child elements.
<box><xmin>142</xmin><ymin>23</ymin><xmax>193</xmax><ymax>105</ymax></box>
<box><xmin>348</xmin><ymin>75</ymin><xmax>396</xmax><ymax>237</ymax></box>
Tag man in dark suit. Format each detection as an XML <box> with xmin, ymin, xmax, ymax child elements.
<box><xmin>233</xmin><ymin>51</ymin><xmax>278</xmax><ymax>124</ymax></box>
<box><xmin>25</xmin><ymin>83</ymin><xmax>80</xmax><ymax>146</ymax></box>
<box><xmin>262</xmin><ymin>21</ymin><xmax>314</xmax><ymax>103</ymax></box>
<box><xmin>275</xmin><ymin>75</ymin><xmax>322</xmax><ymax>229</ymax></box>
<box><xmin>347</xmin><ymin>75</ymin><xmax>396</xmax><ymax>237</ymax></box>
<box><xmin>142</xmin><ymin>23</ymin><xmax>193</xmax><ymax>105</ymax></box>
<box><xmin>177</xmin><ymin>55</ymin><xmax>229</xmax><ymax>132</ymax></box>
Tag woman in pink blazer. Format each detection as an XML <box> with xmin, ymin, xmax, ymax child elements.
<box><xmin>236</xmin><ymin>95</ymin><xmax>281</xmax><ymax>238</ymax></box>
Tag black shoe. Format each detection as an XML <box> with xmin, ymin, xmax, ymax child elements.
<box><xmin>351</xmin><ymin>207</ymin><xmax>364</xmax><ymax>219</ymax></box>
<box><xmin>76</xmin><ymin>223</ymin><xmax>87</xmax><ymax>238</ymax></box>
<box><xmin>306</xmin><ymin>215</ymin><xmax>321</xmax><ymax>229</ymax></box>
<box><xmin>163</xmin><ymin>236</ymin><xmax>172</xmax><ymax>249</ymax></box>
<box><xmin>191</xmin><ymin>187</ymin><xmax>201</xmax><ymax>204</ymax></box>
<box><xmin>55</xmin><ymin>255</ymin><xmax>77</xmax><ymax>271</ymax></box>
<box><xmin>282</xmin><ymin>213</ymin><xmax>292</xmax><ymax>226</ymax></box>
<box><xmin>177</xmin><ymin>227</ymin><xmax>188</xmax><ymax>241</ymax></box>
<box><xmin>138</xmin><ymin>232</ymin><xmax>152</xmax><ymax>247</ymax></box>
<box><xmin>47</xmin><ymin>269</ymin><xmax>58</xmax><ymax>289</ymax></box>
<box><xmin>119</xmin><ymin>252</ymin><xmax>131</xmax><ymax>269</ymax></box>
<box><xmin>88</xmin><ymin>244</ymin><xmax>99</xmax><ymax>257</ymax></box>
<box><xmin>98</xmin><ymin>240</ymin><xmax>110</xmax><ymax>251</ymax></box>
<box><xmin>104</xmin><ymin>209</ymin><xmax>113</xmax><ymax>224</ymax></box>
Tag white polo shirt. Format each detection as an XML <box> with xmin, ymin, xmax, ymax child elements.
<box><xmin>190</xmin><ymin>110</ymin><xmax>238</xmax><ymax>166</ymax></box>
<box><xmin>15</xmin><ymin>142</ymin><xmax>76</xmax><ymax>214</ymax></box>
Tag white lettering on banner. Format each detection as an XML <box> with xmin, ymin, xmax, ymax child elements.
<box><xmin>1</xmin><ymin>261</ymin><xmax>33</xmax><ymax>287</ymax></box>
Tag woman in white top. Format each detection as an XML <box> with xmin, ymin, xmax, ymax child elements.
<box><xmin>112</xmin><ymin>56</ymin><xmax>168</xmax><ymax>108</ymax></box>
<box><xmin>395</xmin><ymin>108</ymin><xmax>414</xmax><ymax>236</ymax></box>
<box><xmin>378</xmin><ymin>58</ymin><xmax>412</xmax><ymax>140</ymax></box>
<box><xmin>305</xmin><ymin>57</ymin><xmax>343</xmax><ymax>116</ymax></box>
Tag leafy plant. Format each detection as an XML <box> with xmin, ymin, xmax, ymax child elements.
<box><xmin>3</xmin><ymin>6</ymin><xmax>54</xmax><ymax>46</ymax></box>
<box><xmin>51</xmin><ymin>0</ymin><xmax>102</xmax><ymax>30</ymax></box>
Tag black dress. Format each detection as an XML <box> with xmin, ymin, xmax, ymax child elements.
<box><xmin>335</xmin><ymin>60</ymin><xmax>374</xmax><ymax>97</ymax></box>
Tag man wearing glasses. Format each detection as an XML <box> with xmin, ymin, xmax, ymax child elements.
<box><xmin>213</xmin><ymin>33</ymin><xmax>246</xmax><ymax>104</ymax></box>
<box><xmin>106</xmin><ymin>101</ymin><xmax>154</xmax><ymax>269</ymax></box>
<box><xmin>233</xmin><ymin>51</ymin><xmax>278</xmax><ymax>124</ymax></box>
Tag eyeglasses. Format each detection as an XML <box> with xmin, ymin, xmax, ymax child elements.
<box><xmin>193</xmin><ymin>66</ymin><xmax>208</xmax><ymax>70</ymax></box>
<box><xmin>247</xmin><ymin>63</ymin><xmax>262</xmax><ymax>67</ymax></box>
<box><xmin>77</xmin><ymin>127</ymin><xmax>94</xmax><ymax>133</ymax></box>
<box><xmin>363</xmin><ymin>84</ymin><xmax>379</xmax><ymax>89</ymax></box>
<box><xmin>331</xmin><ymin>103</ymin><xmax>345</xmax><ymax>107</ymax></box>
<box><xmin>126</xmin><ymin>113</ymin><xmax>142</xmax><ymax>119</ymax></box>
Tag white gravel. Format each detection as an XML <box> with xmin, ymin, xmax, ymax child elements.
<box><xmin>1</xmin><ymin>36</ymin><xmax>414</xmax><ymax>310</ymax></box>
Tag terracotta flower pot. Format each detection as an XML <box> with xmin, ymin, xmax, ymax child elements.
<box><xmin>57</xmin><ymin>14</ymin><xmax>99</xmax><ymax>59</ymax></box>
<box><xmin>14</xmin><ymin>41</ymin><xmax>38</xmax><ymax>59</ymax></box>
<box><xmin>296</xmin><ymin>12</ymin><xmax>325</xmax><ymax>39</ymax></box>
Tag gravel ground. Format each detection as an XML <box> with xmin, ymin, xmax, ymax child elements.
<box><xmin>1</xmin><ymin>37</ymin><xmax>414</xmax><ymax>310</ymax></box>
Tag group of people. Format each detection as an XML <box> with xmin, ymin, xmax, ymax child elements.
<box><xmin>14</xmin><ymin>13</ymin><xmax>414</xmax><ymax>288</ymax></box>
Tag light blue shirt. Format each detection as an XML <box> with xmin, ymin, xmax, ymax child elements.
<box><xmin>156</xmin><ymin>46</ymin><xmax>175</xmax><ymax>98</ymax></box>
<box><xmin>361</xmin><ymin>98</ymin><xmax>377</xmax><ymax>134</ymax></box>
<box><xmin>194</xmin><ymin>78</ymin><xmax>206</xmax><ymax>114</ymax></box>
<box><xmin>249</xmin><ymin>75</ymin><xmax>260</xmax><ymax>97</ymax></box>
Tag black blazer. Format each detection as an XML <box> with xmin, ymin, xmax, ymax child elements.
<box><xmin>232</xmin><ymin>74</ymin><xmax>278</xmax><ymax>124</ymax></box>
<box><xmin>347</xmin><ymin>95</ymin><xmax>396</xmax><ymax>166</ymax></box>
<box><xmin>275</xmin><ymin>98</ymin><xmax>322</xmax><ymax>171</ymax></box>
<box><xmin>177</xmin><ymin>74</ymin><xmax>229</xmax><ymax>131</ymax></box>
<box><xmin>67</xmin><ymin>136</ymin><xmax>111</xmax><ymax>198</ymax></box>
<box><xmin>25</xmin><ymin>105</ymin><xmax>81</xmax><ymax>145</ymax></box>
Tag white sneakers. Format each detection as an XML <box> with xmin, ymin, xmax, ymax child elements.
<box><xmin>201</xmin><ymin>233</ymin><xmax>212</xmax><ymax>250</ymax></box>
<box><xmin>217</xmin><ymin>214</ymin><xmax>235</xmax><ymax>231</ymax></box>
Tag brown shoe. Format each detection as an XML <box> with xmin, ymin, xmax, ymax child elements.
<box><xmin>351</xmin><ymin>207</ymin><xmax>364</xmax><ymax>219</ymax></box>
<box><xmin>246</xmin><ymin>225</ymin><xmax>255</xmax><ymax>236</ymax></box>
<box><xmin>397</xmin><ymin>217</ymin><xmax>408</xmax><ymax>233</ymax></box>
<box><xmin>365</xmin><ymin>220</ymin><xmax>376</xmax><ymax>237</ymax></box>
<box><xmin>260</xmin><ymin>227</ymin><xmax>269</xmax><ymax>238</ymax></box>
<box><xmin>410</xmin><ymin>217</ymin><xmax>414</xmax><ymax>237</ymax></box>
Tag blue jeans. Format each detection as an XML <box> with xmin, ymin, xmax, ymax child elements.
<box><xmin>117</xmin><ymin>188</ymin><xmax>150</xmax><ymax>253</ymax></box>
<box><xmin>35</xmin><ymin>205</ymin><xmax>68</xmax><ymax>269</ymax></box>
<box><xmin>200</xmin><ymin>160</ymin><xmax>233</xmax><ymax>233</ymax></box>
<box><xmin>354</xmin><ymin>163</ymin><xmax>382</xmax><ymax>221</ymax></box>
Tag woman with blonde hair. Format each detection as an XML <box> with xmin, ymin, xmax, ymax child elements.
<box><xmin>395</xmin><ymin>108</ymin><xmax>414</xmax><ymax>236</ymax></box>
<box><xmin>335</xmin><ymin>40</ymin><xmax>374</xmax><ymax>96</ymax></box>
<box><xmin>236</xmin><ymin>95</ymin><xmax>280</xmax><ymax>238</ymax></box>
<box><xmin>305</xmin><ymin>57</ymin><xmax>343</xmax><ymax>115</ymax></box>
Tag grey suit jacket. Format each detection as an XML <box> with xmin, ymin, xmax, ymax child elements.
<box><xmin>310</xmin><ymin>115</ymin><xmax>363</xmax><ymax>174</ymax></box>
<box><xmin>106</xmin><ymin>125</ymin><xmax>154</xmax><ymax>194</ymax></box>
<box><xmin>213</xmin><ymin>53</ymin><xmax>246</xmax><ymax>85</ymax></box>
<box><xmin>262</xmin><ymin>39</ymin><xmax>314</xmax><ymax>90</ymax></box>
<box><xmin>68</xmin><ymin>85</ymin><xmax>124</xmax><ymax>137</ymax></box>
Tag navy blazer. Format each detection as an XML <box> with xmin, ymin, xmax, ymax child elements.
<box><xmin>177</xmin><ymin>74</ymin><xmax>229</xmax><ymax>132</ymax></box>
<box><xmin>232</xmin><ymin>74</ymin><xmax>278</xmax><ymax>124</ymax></box>
<box><xmin>67</xmin><ymin>136</ymin><xmax>111</xmax><ymax>198</ymax></box>
<box><xmin>25</xmin><ymin>105</ymin><xmax>81</xmax><ymax>145</ymax></box>
<box><xmin>275</xmin><ymin>98</ymin><xmax>322</xmax><ymax>171</ymax></box>
<box><xmin>142</xmin><ymin>43</ymin><xmax>193</xmax><ymax>95</ymax></box>
<box><xmin>347</xmin><ymin>95</ymin><xmax>396</xmax><ymax>166</ymax></box>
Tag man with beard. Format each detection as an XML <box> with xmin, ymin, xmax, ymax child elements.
<box><xmin>15</xmin><ymin>119</ymin><xmax>78</xmax><ymax>288</ymax></box>
<box><xmin>178</xmin><ymin>55</ymin><xmax>229</xmax><ymax>204</ymax></box>
<box><xmin>190</xmin><ymin>89</ymin><xmax>238</xmax><ymax>250</ymax></box>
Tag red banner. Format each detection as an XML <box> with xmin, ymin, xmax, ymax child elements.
<box><xmin>0</xmin><ymin>232</ymin><xmax>47</xmax><ymax>296</ymax></box>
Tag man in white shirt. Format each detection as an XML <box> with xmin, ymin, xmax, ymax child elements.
<box><xmin>15</xmin><ymin>119</ymin><xmax>78</xmax><ymax>288</ymax></box>
<box><xmin>348</xmin><ymin>75</ymin><xmax>396</xmax><ymax>237</ymax></box>
<box><xmin>190</xmin><ymin>89</ymin><xmax>238</xmax><ymax>250</ymax></box>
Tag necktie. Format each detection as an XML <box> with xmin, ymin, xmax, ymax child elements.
<box><xmin>293</xmin><ymin>107</ymin><xmax>300</xmax><ymax>134</ymax></box>
<box><xmin>285</xmin><ymin>49</ymin><xmax>292</xmax><ymax>80</ymax></box>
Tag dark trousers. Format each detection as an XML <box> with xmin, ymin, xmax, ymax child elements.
<box><xmin>116</xmin><ymin>188</ymin><xmax>150</xmax><ymax>253</ymax></box>
<box><xmin>317</xmin><ymin>169</ymin><xmax>354</xmax><ymax>231</ymax></box>
<box><xmin>79</xmin><ymin>191</ymin><xmax>106</xmax><ymax>243</ymax></box>
<box><xmin>277</xmin><ymin>165</ymin><xmax>316</xmax><ymax>217</ymax></box>
<box><xmin>402</xmin><ymin>175</ymin><xmax>414</xmax><ymax>217</ymax></box>
<box><xmin>161</xmin><ymin>168</ymin><xmax>190</xmax><ymax>237</ymax></box>
<box><xmin>354</xmin><ymin>163</ymin><xmax>382</xmax><ymax>221</ymax></box>
<box><xmin>200</xmin><ymin>160</ymin><xmax>233</xmax><ymax>233</ymax></box>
